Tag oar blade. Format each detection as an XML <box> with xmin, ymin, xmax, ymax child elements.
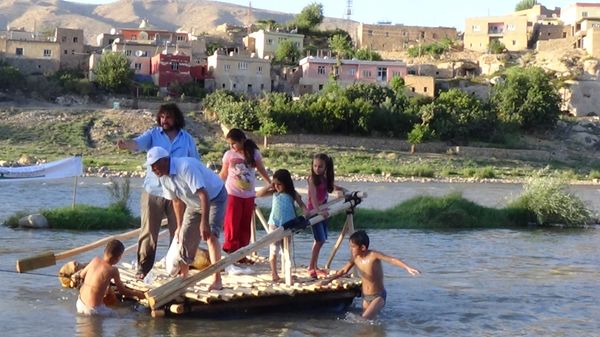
<box><xmin>16</xmin><ymin>251</ymin><xmax>57</xmax><ymax>273</ymax></box>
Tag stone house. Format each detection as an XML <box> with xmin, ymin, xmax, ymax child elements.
<box><xmin>207</xmin><ymin>50</ymin><xmax>271</xmax><ymax>95</ymax></box>
<box><xmin>356</xmin><ymin>23</ymin><xmax>457</xmax><ymax>52</ymax></box>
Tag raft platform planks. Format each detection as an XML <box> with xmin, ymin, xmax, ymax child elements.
<box><xmin>119</xmin><ymin>257</ymin><xmax>361</xmax><ymax>317</ymax></box>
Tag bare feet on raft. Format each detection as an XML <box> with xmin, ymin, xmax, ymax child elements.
<box><xmin>208</xmin><ymin>277</ymin><xmax>223</xmax><ymax>291</ymax></box>
<box><xmin>271</xmin><ymin>273</ymin><xmax>281</xmax><ymax>283</ymax></box>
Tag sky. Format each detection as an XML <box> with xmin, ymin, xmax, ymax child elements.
<box><xmin>71</xmin><ymin>0</ymin><xmax>576</xmax><ymax>31</ymax></box>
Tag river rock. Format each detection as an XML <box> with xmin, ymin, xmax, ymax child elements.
<box><xmin>17</xmin><ymin>155</ymin><xmax>34</xmax><ymax>166</ymax></box>
<box><xmin>18</xmin><ymin>214</ymin><xmax>49</xmax><ymax>229</ymax></box>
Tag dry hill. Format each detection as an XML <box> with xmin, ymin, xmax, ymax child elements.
<box><xmin>0</xmin><ymin>0</ymin><xmax>356</xmax><ymax>44</ymax></box>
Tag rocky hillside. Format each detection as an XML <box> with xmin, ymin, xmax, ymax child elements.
<box><xmin>0</xmin><ymin>0</ymin><xmax>355</xmax><ymax>44</ymax></box>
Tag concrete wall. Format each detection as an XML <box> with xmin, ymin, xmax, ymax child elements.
<box><xmin>404</xmin><ymin>75</ymin><xmax>435</xmax><ymax>97</ymax></box>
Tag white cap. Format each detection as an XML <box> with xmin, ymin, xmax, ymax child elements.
<box><xmin>145</xmin><ymin>147</ymin><xmax>169</xmax><ymax>167</ymax></box>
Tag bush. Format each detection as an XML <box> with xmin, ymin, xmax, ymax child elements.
<box><xmin>41</xmin><ymin>204</ymin><xmax>137</xmax><ymax>230</ymax></box>
<box><xmin>327</xmin><ymin>193</ymin><xmax>530</xmax><ymax>229</ymax></box>
<box><xmin>508</xmin><ymin>176</ymin><xmax>592</xmax><ymax>226</ymax></box>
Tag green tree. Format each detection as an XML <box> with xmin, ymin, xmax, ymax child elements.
<box><xmin>274</xmin><ymin>39</ymin><xmax>301</xmax><ymax>64</ymax></box>
<box><xmin>515</xmin><ymin>0</ymin><xmax>537</xmax><ymax>11</ymax></box>
<box><xmin>354</xmin><ymin>48</ymin><xmax>382</xmax><ymax>61</ymax></box>
<box><xmin>390</xmin><ymin>76</ymin><xmax>405</xmax><ymax>96</ymax></box>
<box><xmin>491</xmin><ymin>67</ymin><xmax>561</xmax><ymax>131</ymax></box>
<box><xmin>329</xmin><ymin>34</ymin><xmax>353</xmax><ymax>59</ymax></box>
<box><xmin>0</xmin><ymin>61</ymin><xmax>25</xmax><ymax>90</ymax></box>
<box><xmin>93</xmin><ymin>52</ymin><xmax>133</xmax><ymax>93</ymax></box>
<box><xmin>293</xmin><ymin>3</ymin><xmax>324</xmax><ymax>31</ymax></box>
<box><xmin>255</xmin><ymin>19</ymin><xmax>281</xmax><ymax>31</ymax></box>
<box><xmin>407</xmin><ymin>124</ymin><xmax>431</xmax><ymax>153</ymax></box>
<box><xmin>489</xmin><ymin>39</ymin><xmax>506</xmax><ymax>54</ymax></box>
<box><xmin>420</xmin><ymin>89</ymin><xmax>495</xmax><ymax>141</ymax></box>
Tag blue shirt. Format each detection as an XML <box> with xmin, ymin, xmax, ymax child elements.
<box><xmin>159</xmin><ymin>157</ymin><xmax>224</xmax><ymax>211</ymax></box>
<box><xmin>135</xmin><ymin>127</ymin><xmax>199</xmax><ymax>196</ymax></box>
<box><xmin>267</xmin><ymin>192</ymin><xmax>297</xmax><ymax>227</ymax></box>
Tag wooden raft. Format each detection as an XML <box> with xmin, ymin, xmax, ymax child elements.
<box><xmin>119</xmin><ymin>192</ymin><xmax>366</xmax><ymax>317</ymax></box>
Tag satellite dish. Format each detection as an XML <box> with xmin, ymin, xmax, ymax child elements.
<box><xmin>135</xmin><ymin>50</ymin><xmax>144</xmax><ymax>57</ymax></box>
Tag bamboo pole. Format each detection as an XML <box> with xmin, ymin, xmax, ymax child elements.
<box><xmin>254</xmin><ymin>207</ymin><xmax>269</xmax><ymax>232</ymax></box>
<box><xmin>16</xmin><ymin>227</ymin><xmax>142</xmax><ymax>273</ymax></box>
<box><xmin>146</xmin><ymin>197</ymin><xmax>363</xmax><ymax>309</ymax></box>
<box><xmin>324</xmin><ymin>212</ymin><xmax>354</xmax><ymax>269</ymax></box>
<box><xmin>282</xmin><ymin>236</ymin><xmax>293</xmax><ymax>285</ymax></box>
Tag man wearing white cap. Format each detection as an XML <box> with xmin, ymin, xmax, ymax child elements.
<box><xmin>146</xmin><ymin>147</ymin><xmax>227</xmax><ymax>291</ymax></box>
<box><xmin>117</xmin><ymin>103</ymin><xmax>199</xmax><ymax>279</ymax></box>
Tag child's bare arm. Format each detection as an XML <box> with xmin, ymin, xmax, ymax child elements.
<box><xmin>320</xmin><ymin>260</ymin><xmax>355</xmax><ymax>285</ymax></box>
<box><xmin>294</xmin><ymin>192</ymin><xmax>307</xmax><ymax>214</ymax></box>
<box><xmin>256</xmin><ymin>184</ymin><xmax>275</xmax><ymax>197</ymax></box>
<box><xmin>255</xmin><ymin>158</ymin><xmax>271</xmax><ymax>184</ymax></box>
<box><xmin>112</xmin><ymin>267</ymin><xmax>144</xmax><ymax>299</ymax></box>
<box><xmin>374</xmin><ymin>251</ymin><xmax>420</xmax><ymax>276</ymax></box>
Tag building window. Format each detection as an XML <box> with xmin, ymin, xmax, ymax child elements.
<box><xmin>402</xmin><ymin>31</ymin><xmax>407</xmax><ymax>36</ymax></box>
<box><xmin>71</xmin><ymin>49</ymin><xmax>75</xmax><ymax>55</ymax></box>
<box><xmin>126</xmin><ymin>50</ymin><xmax>132</xmax><ymax>56</ymax></box>
<box><xmin>268</xmin><ymin>38</ymin><xmax>273</xmax><ymax>45</ymax></box>
<box><xmin>318</xmin><ymin>84</ymin><xmax>324</xmax><ymax>90</ymax></box>
<box><xmin>507</xmin><ymin>24</ymin><xmax>516</xmax><ymax>31</ymax></box>
<box><xmin>260</xmin><ymin>83</ymin><xmax>265</xmax><ymax>90</ymax></box>
<box><xmin>64</xmin><ymin>49</ymin><xmax>68</xmax><ymax>54</ymax></box>
<box><xmin>222</xmin><ymin>83</ymin><xmax>226</xmax><ymax>88</ymax></box>
<box><xmin>368</xmin><ymin>30</ymin><xmax>373</xmax><ymax>36</ymax></box>
<box><xmin>472</xmin><ymin>25</ymin><xmax>480</xmax><ymax>32</ymax></box>
<box><xmin>171</xmin><ymin>62</ymin><xmax>179</xmax><ymax>70</ymax></box>
<box><xmin>420</xmin><ymin>31</ymin><xmax>425</xmax><ymax>39</ymax></box>
<box><xmin>349</xmin><ymin>68</ymin><xmax>356</xmax><ymax>76</ymax></box>
<box><xmin>512</xmin><ymin>40</ymin><xmax>516</xmax><ymax>46</ymax></box>
<box><xmin>233</xmin><ymin>83</ymin><xmax>237</xmax><ymax>89</ymax></box>
<box><xmin>317</xmin><ymin>65</ymin><xmax>326</xmax><ymax>75</ymax></box>
<box><xmin>238</xmin><ymin>62</ymin><xmax>248</xmax><ymax>70</ymax></box>
<box><xmin>424</xmin><ymin>87</ymin><xmax>428</xmax><ymax>93</ymax></box>
<box><xmin>257</xmin><ymin>66</ymin><xmax>263</xmax><ymax>73</ymax></box>
<box><xmin>62</xmin><ymin>36</ymin><xmax>67</xmax><ymax>42</ymax></box>
<box><xmin>43</xmin><ymin>49</ymin><xmax>52</xmax><ymax>57</ymax></box>
<box><xmin>377</xmin><ymin>67</ymin><xmax>387</xmax><ymax>81</ymax></box>
<box><xmin>224</xmin><ymin>64</ymin><xmax>231</xmax><ymax>72</ymax></box>
<box><xmin>131</xmin><ymin>35</ymin><xmax>137</xmax><ymax>40</ymax></box>
<box><xmin>177</xmin><ymin>35</ymin><xmax>185</xmax><ymax>41</ymax></box>
<box><xmin>362</xmin><ymin>70</ymin><xmax>372</xmax><ymax>78</ymax></box>
<box><xmin>593</xmin><ymin>23</ymin><xmax>600</xmax><ymax>28</ymax></box>
<box><xmin>392</xmin><ymin>71</ymin><xmax>401</xmax><ymax>77</ymax></box>
<box><xmin>73</xmin><ymin>37</ymin><xmax>78</xmax><ymax>43</ymax></box>
<box><xmin>582</xmin><ymin>11</ymin><xmax>588</xmax><ymax>18</ymax></box>
<box><xmin>15</xmin><ymin>48</ymin><xmax>23</xmax><ymax>56</ymax></box>
<box><xmin>247</xmin><ymin>84</ymin><xmax>252</xmax><ymax>92</ymax></box>
<box><xmin>134</xmin><ymin>63</ymin><xmax>142</xmax><ymax>70</ymax></box>
<box><xmin>294</xmin><ymin>41</ymin><xmax>300</xmax><ymax>48</ymax></box>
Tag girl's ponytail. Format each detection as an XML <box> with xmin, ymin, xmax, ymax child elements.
<box><xmin>226</xmin><ymin>128</ymin><xmax>258</xmax><ymax>167</ymax></box>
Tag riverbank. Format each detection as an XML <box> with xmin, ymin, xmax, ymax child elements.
<box><xmin>1</xmin><ymin>106</ymin><xmax>599</xmax><ymax>184</ymax></box>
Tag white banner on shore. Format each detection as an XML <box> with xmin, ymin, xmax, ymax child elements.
<box><xmin>0</xmin><ymin>157</ymin><xmax>83</xmax><ymax>181</ymax></box>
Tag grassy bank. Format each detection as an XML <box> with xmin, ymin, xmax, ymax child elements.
<box><xmin>3</xmin><ymin>204</ymin><xmax>137</xmax><ymax>230</ymax></box>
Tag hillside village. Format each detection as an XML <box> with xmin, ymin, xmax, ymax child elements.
<box><xmin>0</xmin><ymin>1</ymin><xmax>599</xmax><ymax>117</ymax></box>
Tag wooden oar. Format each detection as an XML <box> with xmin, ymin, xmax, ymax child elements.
<box><xmin>146</xmin><ymin>196</ymin><xmax>364</xmax><ymax>309</ymax></box>
<box><xmin>16</xmin><ymin>227</ymin><xmax>142</xmax><ymax>273</ymax></box>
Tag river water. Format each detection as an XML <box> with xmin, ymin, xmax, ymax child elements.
<box><xmin>1</xmin><ymin>178</ymin><xmax>599</xmax><ymax>337</ymax></box>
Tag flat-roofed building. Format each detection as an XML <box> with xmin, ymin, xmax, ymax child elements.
<box><xmin>207</xmin><ymin>51</ymin><xmax>271</xmax><ymax>95</ymax></box>
<box><xmin>297</xmin><ymin>56</ymin><xmax>407</xmax><ymax>94</ymax></box>
<box><xmin>464</xmin><ymin>4</ymin><xmax>562</xmax><ymax>52</ymax></box>
<box><xmin>244</xmin><ymin>29</ymin><xmax>304</xmax><ymax>59</ymax></box>
<box><xmin>356</xmin><ymin>23</ymin><xmax>457</xmax><ymax>52</ymax></box>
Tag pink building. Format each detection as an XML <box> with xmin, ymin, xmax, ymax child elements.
<box><xmin>297</xmin><ymin>56</ymin><xmax>407</xmax><ymax>94</ymax></box>
<box><xmin>150</xmin><ymin>53</ymin><xmax>192</xmax><ymax>92</ymax></box>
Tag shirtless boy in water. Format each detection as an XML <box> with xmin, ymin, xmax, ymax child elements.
<box><xmin>76</xmin><ymin>239</ymin><xmax>145</xmax><ymax>316</ymax></box>
<box><xmin>322</xmin><ymin>230</ymin><xmax>420</xmax><ymax>320</ymax></box>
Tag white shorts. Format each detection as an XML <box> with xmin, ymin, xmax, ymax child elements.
<box><xmin>76</xmin><ymin>296</ymin><xmax>114</xmax><ymax>316</ymax></box>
